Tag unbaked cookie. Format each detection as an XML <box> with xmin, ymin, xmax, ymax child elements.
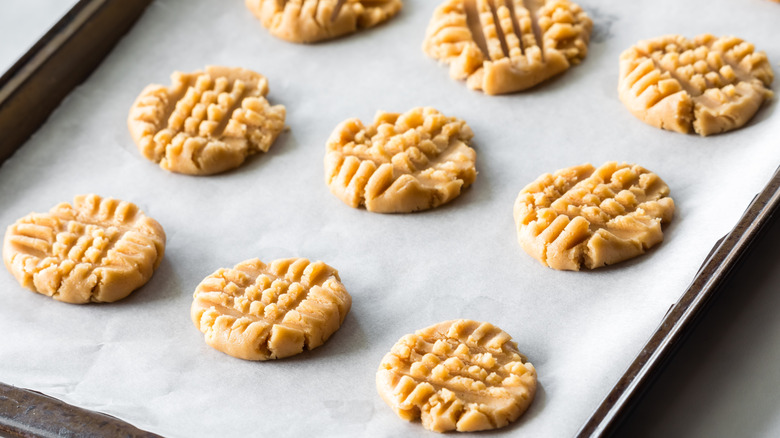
<box><xmin>191</xmin><ymin>258</ymin><xmax>351</xmax><ymax>360</ymax></box>
<box><xmin>246</xmin><ymin>0</ymin><xmax>402</xmax><ymax>44</ymax></box>
<box><xmin>619</xmin><ymin>34</ymin><xmax>774</xmax><ymax>136</ymax></box>
<box><xmin>377</xmin><ymin>319</ymin><xmax>537</xmax><ymax>433</ymax></box>
<box><xmin>423</xmin><ymin>0</ymin><xmax>592</xmax><ymax>95</ymax></box>
<box><xmin>128</xmin><ymin>66</ymin><xmax>286</xmax><ymax>175</ymax></box>
<box><xmin>325</xmin><ymin>107</ymin><xmax>477</xmax><ymax>213</ymax></box>
<box><xmin>3</xmin><ymin>195</ymin><xmax>166</xmax><ymax>304</ymax></box>
<box><xmin>513</xmin><ymin>162</ymin><xmax>674</xmax><ymax>270</ymax></box>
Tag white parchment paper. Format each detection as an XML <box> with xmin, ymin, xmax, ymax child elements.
<box><xmin>0</xmin><ymin>0</ymin><xmax>778</xmax><ymax>436</ymax></box>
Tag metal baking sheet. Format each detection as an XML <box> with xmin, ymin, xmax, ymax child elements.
<box><xmin>0</xmin><ymin>0</ymin><xmax>778</xmax><ymax>436</ymax></box>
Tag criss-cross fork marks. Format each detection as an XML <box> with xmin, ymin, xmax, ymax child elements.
<box><xmin>191</xmin><ymin>258</ymin><xmax>351</xmax><ymax>360</ymax></box>
<box><xmin>514</xmin><ymin>162</ymin><xmax>675</xmax><ymax>271</ymax></box>
<box><xmin>3</xmin><ymin>195</ymin><xmax>166</xmax><ymax>303</ymax></box>
<box><xmin>465</xmin><ymin>0</ymin><xmax>542</xmax><ymax>63</ymax></box>
<box><xmin>325</xmin><ymin>107</ymin><xmax>477</xmax><ymax>213</ymax></box>
<box><xmin>246</xmin><ymin>0</ymin><xmax>402</xmax><ymax>43</ymax></box>
<box><xmin>619</xmin><ymin>34</ymin><xmax>774</xmax><ymax>136</ymax></box>
<box><xmin>424</xmin><ymin>0</ymin><xmax>591</xmax><ymax>94</ymax></box>
<box><xmin>377</xmin><ymin>320</ymin><xmax>536</xmax><ymax>433</ymax></box>
<box><xmin>279</xmin><ymin>0</ymin><xmax>347</xmax><ymax>20</ymax></box>
<box><xmin>273</xmin><ymin>0</ymin><xmax>349</xmax><ymax>22</ymax></box>
<box><xmin>128</xmin><ymin>66</ymin><xmax>286</xmax><ymax>175</ymax></box>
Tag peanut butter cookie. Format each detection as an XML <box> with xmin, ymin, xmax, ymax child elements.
<box><xmin>325</xmin><ymin>107</ymin><xmax>477</xmax><ymax>213</ymax></box>
<box><xmin>514</xmin><ymin>162</ymin><xmax>674</xmax><ymax>270</ymax></box>
<box><xmin>246</xmin><ymin>0</ymin><xmax>402</xmax><ymax>44</ymax></box>
<box><xmin>3</xmin><ymin>195</ymin><xmax>166</xmax><ymax>304</ymax></box>
<box><xmin>424</xmin><ymin>0</ymin><xmax>592</xmax><ymax>95</ymax></box>
<box><xmin>377</xmin><ymin>319</ymin><xmax>537</xmax><ymax>433</ymax></box>
<box><xmin>128</xmin><ymin>66</ymin><xmax>286</xmax><ymax>175</ymax></box>
<box><xmin>191</xmin><ymin>258</ymin><xmax>351</xmax><ymax>360</ymax></box>
<box><xmin>619</xmin><ymin>34</ymin><xmax>773</xmax><ymax>136</ymax></box>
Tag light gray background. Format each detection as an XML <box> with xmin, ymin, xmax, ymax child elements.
<box><xmin>1</xmin><ymin>1</ymin><xmax>779</xmax><ymax>437</ymax></box>
<box><xmin>0</xmin><ymin>0</ymin><xmax>78</xmax><ymax>73</ymax></box>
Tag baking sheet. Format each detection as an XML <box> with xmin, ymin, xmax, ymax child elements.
<box><xmin>0</xmin><ymin>0</ymin><xmax>79</xmax><ymax>73</ymax></box>
<box><xmin>0</xmin><ymin>0</ymin><xmax>778</xmax><ymax>436</ymax></box>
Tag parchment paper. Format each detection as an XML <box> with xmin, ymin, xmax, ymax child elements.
<box><xmin>0</xmin><ymin>0</ymin><xmax>778</xmax><ymax>436</ymax></box>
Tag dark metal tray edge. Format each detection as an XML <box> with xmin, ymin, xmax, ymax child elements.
<box><xmin>0</xmin><ymin>0</ymin><xmax>157</xmax><ymax>437</ymax></box>
<box><xmin>0</xmin><ymin>383</ymin><xmax>160</xmax><ymax>438</ymax></box>
<box><xmin>578</xmin><ymin>168</ymin><xmax>780</xmax><ymax>436</ymax></box>
<box><xmin>0</xmin><ymin>0</ymin><xmax>152</xmax><ymax>164</ymax></box>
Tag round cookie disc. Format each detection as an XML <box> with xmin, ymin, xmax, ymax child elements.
<box><xmin>513</xmin><ymin>162</ymin><xmax>674</xmax><ymax>270</ymax></box>
<box><xmin>325</xmin><ymin>107</ymin><xmax>477</xmax><ymax>213</ymax></box>
<box><xmin>3</xmin><ymin>194</ymin><xmax>166</xmax><ymax>304</ymax></box>
<box><xmin>618</xmin><ymin>34</ymin><xmax>774</xmax><ymax>136</ymax></box>
<box><xmin>423</xmin><ymin>0</ymin><xmax>592</xmax><ymax>95</ymax></box>
<box><xmin>128</xmin><ymin>65</ymin><xmax>286</xmax><ymax>175</ymax></box>
<box><xmin>376</xmin><ymin>319</ymin><xmax>537</xmax><ymax>433</ymax></box>
<box><xmin>191</xmin><ymin>258</ymin><xmax>351</xmax><ymax>360</ymax></box>
<box><xmin>246</xmin><ymin>0</ymin><xmax>402</xmax><ymax>44</ymax></box>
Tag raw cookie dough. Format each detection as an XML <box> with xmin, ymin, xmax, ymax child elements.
<box><xmin>619</xmin><ymin>34</ymin><xmax>774</xmax><ymax>136</ymax></box>
<box><xmin>376</xmin><ymin>319</ymin><xmax>537</xmax><ymax>433</ymax></box>
<box><xmin>128</xmin><ymin>66</ymin><xmax>286</xmax><ymax>175</ymax></box>
<box><xmin>325</xmin><ymin>107</ymin><xmax>477</xmax><ymax>213</ymax></box>
<box><xmin>246</xmin><ymin>0</ymin><xmax>402</xmax><ymax>44</ymax></box>
<box><xmin>3</xmin><ymin>194</ymin><xmax>166</xmax><ymax>304</ymax></box>
<box><xmin>514</xmin><ymin>162</ymin><xmax>674</xmax><ymax>270</ymax></box>
<box><xmin>191</xmin><ymin>258</ymin><xmax>351</xmax><ymax>360</ymax></box>
<box><xmin>423</xmin><ymin>0</ymin><xmax>592</xmax><ymax>95</ymax></box>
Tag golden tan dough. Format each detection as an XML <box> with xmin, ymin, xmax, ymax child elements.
<box><xmin>376</xmin><ymin>319</ymin><xmax>537</xmax><ymax>433</ymax></box>
<box><xmin>513</xmin><ymin>162</ymin><xmax>674</xmax><ymax>270</ymax></box>
<box><xmin>3</xmin><ymin>194</ymin><xmax>166</xmax><ymax>304</ymax></box>
<box><xmin>191</xmin><ymin>258</ymin><xmax>351</xmax><ymax>360</ymax></box>
<box><xmin>128</xmin><ymin>66</ymin><xmax>286</xmax><ymax>175</ymax></box>
<box><xmin>246</xmin><ymin>0</ymin><xmax>402</xmax><ymax>44</ymax></box>
<box><xmin>325</xmin><ymin>107</ymin><xmax>477</xmax><ymax>213</ymax></box>
<box><xmin>423</xmin><ymin>0</ymin><xmax>592</xmax><ymax>95</ymax></box>
<box><xmin>618</xmin><ymin>34</ymin><xmax>774</xmax><ymax>136</ymax></box>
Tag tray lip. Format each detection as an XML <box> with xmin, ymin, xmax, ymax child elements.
<box><xmin>0</xmin><ymin>0</ymin><xmax>779</xmax><ymax>436</ymax></box>
<box><xmin>578</xmin><ymin>168</ymin><xmax>780</xmax><ymax>437</ymax></box>
<box><xmin>0</xmin><ymin>0</ymin><xmax>103</xmax><ymax>101</ymax></box>
<box><xmin>0</xmin><ymin>0</ymin><xmax>156</xmax><ymax>436</ymax></box>
<box><xmin>0</xmin><ymin>0</ymin><xmax>154</xmax><ymax>167</ymax></box>
<box><xmin>0</xmin><ymin>383</ymin><xmax>162</xmax><ymax>438</ymax></box>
